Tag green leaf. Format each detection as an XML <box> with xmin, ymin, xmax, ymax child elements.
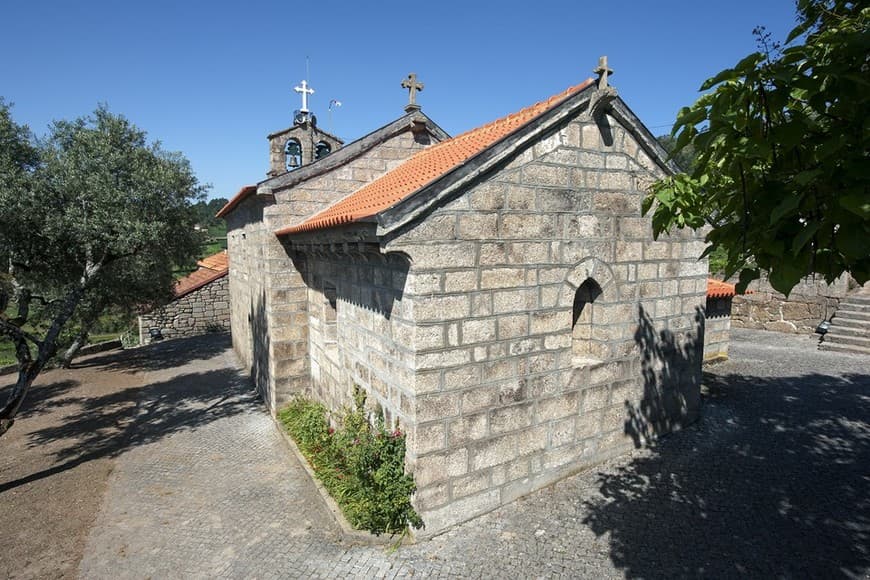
<box><xmin>840</xmin><ymin>194</ymin><xmax>870</xmax><ymax>219</ymax></box>
<box><xmin>791</xmin><ymin>222</ymin><xmax>821</xmax><ymax>255</ymax></box>
<box><xmin>768</xmin><ymin>261</ymin><xmax>805</xmax><ymax>296</ymax></box>
<box><xmin>769</xmin><ymin>195</ymin><xmax>801</xmax><ymax>225</ymax></box>
<box><xmin>641</xmin><ymin>194</ymin><xmax>654</xmax><ymax>216</ymax></box>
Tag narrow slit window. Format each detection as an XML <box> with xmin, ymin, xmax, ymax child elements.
<box><xmin>572</xmin><ymin>278</ymin><xmax>606</xmax><ymax>366</ymax></box>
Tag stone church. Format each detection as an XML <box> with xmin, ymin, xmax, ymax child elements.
<box><xmin>218</xmin><ymin>62</ymin><xmax>708</xmax><ymax>535</ymax></box>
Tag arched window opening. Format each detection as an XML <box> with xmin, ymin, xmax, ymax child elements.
<box><xmin>315</xmin><ymin>141</ymin><xmax>332</xmax><ymax>160</ymax></box>
<box><xmin>285</xmin><ymin>139</ymin><xmax>302</xmax><ymax>171</ymax></box>
<box><xmin>572</xmin><ymin>278</ymin><xmax>606</xmax><ymax>366</ymax></box>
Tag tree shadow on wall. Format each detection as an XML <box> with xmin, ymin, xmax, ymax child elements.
<box><xmin>288</xmin><ymin>250</ymin><xmax>410</xmax><ymax>321</ymax></box>
<box><xmin>583</xmin><ymin>366</ymin><xmax>870</xmax><ymax>577</ymax></box>
<box><xmin>624</xmin><ymin>305</ymin><xmax>704</xmax><ymax>447</ymax></box>
<box><xmin>249</xmin><ymin>290</ymin><xmax>270</xmax><ymax>403</ymax></box>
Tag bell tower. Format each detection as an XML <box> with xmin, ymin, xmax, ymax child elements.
<box><xmin>266</xmin><ymin>79</ymin><xmax>344</xmax><ymax>177</ymax></box>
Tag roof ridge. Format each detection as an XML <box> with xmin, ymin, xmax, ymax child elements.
<box><xmin>277</xmin><ymin>78</ymin><xmax>595</xmax><ymax>236</ymax></box>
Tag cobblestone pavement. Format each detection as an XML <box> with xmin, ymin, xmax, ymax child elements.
<box><xmin>79</xmin><ymin>330</ymin><xmax>869</xmax><ymax>579</ymax></box>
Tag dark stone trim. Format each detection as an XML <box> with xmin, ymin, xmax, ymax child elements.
<box><xmin>608</xmin><ymin>99</ymin><xmax>681</xmax><ymax>175</ymax></box>
<box><xmin>376</xmin><ymin>83</ymin><xmax>598</xmax><ymax>236</ymax></box>
<box><xmin>281</xmin><ymin>222</ymin><xmax>381</xmax><ymax>258</ymax></box>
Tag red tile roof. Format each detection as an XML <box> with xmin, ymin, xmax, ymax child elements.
<box><xmin>174</xmin><ymin>251</ymin><xmax>229</xmax><ymax>299</ymax></box>
<box><xmin>707</xmin><ymin>279</ymin><xmax>737</xmax><ymax>298</ymax></box>
<box><xmin>276</xmin><ymin>79</ymin><xmax>595</xmax><ymax>236</ymax></box>
<box><xmin>215</xmin><ymin>185</ymin><xmax>257</xmax><ymax>219</ymax></box>
<box><xmin>197</xmin><ymin>250</ymin><xmax>229</xmax><ymax>272</ymax></box>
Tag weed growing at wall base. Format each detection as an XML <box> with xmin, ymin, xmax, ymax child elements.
<box><xmin>278</xmin><ymin>388</ymin><xmax>423</xmax><ymax>536</ymax></box>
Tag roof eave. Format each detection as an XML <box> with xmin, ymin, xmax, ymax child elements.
<box><xmin>260</xmin><ymin>110</ymin><xmax>450</xmax><ymax>194</ymax></box>
<box><xmin>376</xmin><ymin>88</ymin><xmax>681</xmax><ymax>239</ymax></box>
<box><xmin>375</xmin><ymin>83</ymin><xmax>599</xmax><ymax>237</ymax></box>
<box><xmin>215</xmin><ymin>185</ymin><xmax>258</xmax><ymax>218</ymax></box>
<box><xmin>173</xmin><ymin>269</ymin><xmax>228</xmax><ymax>300</ymax></box>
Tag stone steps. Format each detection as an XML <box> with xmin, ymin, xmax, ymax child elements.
<box><xmin>820</xmin><ymin>290</ymin><xmax>870</xmax><ymax>355</ymax></box>
<box><xmin>835</xmin><ymin>307</ymin><xmax>870</xmax><ymax>321</ymax></box>
<box><xmin>819</xmin><ymin>341</ymin><xmax>870</xmax><ymax>356</ymax></box>
<box><xmin>828</xmin><ymin>317</ymin><xmax>870</xmax><ymax>332</ymax></box>
<box><xmin>822</xmin><ymin>331</ymin><xmax>870</xmax><ymax>348</ymax></box>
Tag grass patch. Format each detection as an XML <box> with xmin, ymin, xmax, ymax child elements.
<box><xmin>0</xmin><ymin>341</ymin><xmax>17</xmax><ymax>366</ymax></box>
<box><xmin>278</xmin><ymin>388</ymin><xmax>423</xmax><ymax>536</ymax></box>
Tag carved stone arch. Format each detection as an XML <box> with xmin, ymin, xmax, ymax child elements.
<box><xmin>558</xmin><ymin>257</ymin><xmax>618</xmax><ymax>366</ymax></box>
<box><xmin>557</xmin><ymin>257</ymin><xmax>616</xmax><ymax>309</ymax></box>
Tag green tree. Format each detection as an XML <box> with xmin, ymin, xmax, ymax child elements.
<box><xmin>644</xmin><ymin>0</ymin><xmax>869</xmax><ymax>294</ymax></box>
<box><xmin>191</xmin><ymin>197</ymin><xmax>229</xmax><ymax>228</ymax></box>
<box><xmin>58</xmin><ymin>251</ymin><xmax>180</xmax><ymax>367</ymax></box>
<box><xmin>0</xmin><ymin>103</ymin><xmax>204</xmax><ymax>435</ymax></box>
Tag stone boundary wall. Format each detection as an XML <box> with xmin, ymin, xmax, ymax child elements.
<box><xmin>139</xmin><ymin>275</ymin><xmax>230</xmax><ymax>345</ymax></box>
<box><xmin>704</xmin><ymin>296</ymin><xmax>731</xmax><ymax>362</ymax></box>
<box><xmin>732</xmin><ymin>273</ymin><xmax>852</xmax><ymax>334</ymax></box>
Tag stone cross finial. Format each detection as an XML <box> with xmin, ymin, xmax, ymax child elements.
<box><xmin>401</xmin><ymin>73</ymin><xmax>424</xmax><ymax>112</ymax></box>
<box><xmin>294</xmin><ymin>80</ymin><xmax>314</xmax><ymax>113</ymax></box>
<box><xmin>593</xmin><ymin>56</ymin><xmax>613</xmax><ymax>90</ymax></box>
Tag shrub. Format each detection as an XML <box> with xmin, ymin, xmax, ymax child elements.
<box><xmin>278</xmin><ymin>388</ymin><xmax>423</xmax><ymax>535</ymax></box>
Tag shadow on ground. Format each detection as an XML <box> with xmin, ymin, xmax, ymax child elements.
<box><xmin>74</xmin><ymin>332</ymin><xmax>232</xmax><ymax>372</ymax></box>
<box><xmin>0</xmin><ymin>334</ymin><xmax>259</xmax><ymax>494</ymax></box>
<box><xmin>583</xmin><ymin>369</ymin><xmax>870</xmax><ymax>578</ymax></box>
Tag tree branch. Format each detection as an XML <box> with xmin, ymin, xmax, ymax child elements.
<box><xmin>0</xmin><ymin>318</ymin><xmax>41</xmax><ymax>346</ymax></box>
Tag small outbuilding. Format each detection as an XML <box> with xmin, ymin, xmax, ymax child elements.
<box><xmin>138</xmin><ymin>251</ymin><xmax>230</xmax><ymax>344</ymax></box>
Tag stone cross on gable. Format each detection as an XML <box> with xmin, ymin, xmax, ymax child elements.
<box><xmin>294</xmin><ymin>80</ymin><xmax>314</xmax><ymax>113</ymax></box>
<box><xmin>401</xmin><ymin>73</ymin><xmax>424</xmax><ymax>112</ymax></box>
<box><xmin>593</xmin><ymin>56</ymin><xmax>613</xmax><ymax>90</ymax></box>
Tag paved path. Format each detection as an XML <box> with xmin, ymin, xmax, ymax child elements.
<box><xmin>78</xmin><ymin>330</ymin><xmax>870</xmax><ymax>578</ymax></box>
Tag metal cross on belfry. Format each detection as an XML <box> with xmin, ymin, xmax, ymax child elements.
<box><xmin>294</xmin><ymin>80</ymin><xmax>314</xmax><ymax>113</ymax></box>
<box><xmin>593</xmin><ymin>56</ymin><xmax>613</xmax><ymax>90</ymax></box>
<box><xmin>401</xmin><ymin>73</ymin><xmax>424</xmax><ymax>111</ymax></box>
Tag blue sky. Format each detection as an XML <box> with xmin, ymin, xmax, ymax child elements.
<box><xmin>1</xmin><ymin>1</ymin><xmax>798</xmax><ymax>200</ymax></box>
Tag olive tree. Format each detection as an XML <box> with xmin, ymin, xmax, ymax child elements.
<box><xmin>0</xmin><ymin>103</ymin><xmax>204</xmax><ymax>435</ymax></box>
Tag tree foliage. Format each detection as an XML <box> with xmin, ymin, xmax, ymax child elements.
<box><xmin>192</xmin><ymin>197</ymin><xmax>229</xmax><ymax>228</ymax></box>
<box><xmin>645</xmin><ymin>0</ymin><xmax>869</xmax><ymax>294</ymax></box>
<box><xmin>0</xmin><ymin>102</ymin><xmax>204</xmax><ymax>434</ymax></box>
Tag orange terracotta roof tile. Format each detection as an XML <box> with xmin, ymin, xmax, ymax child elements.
<box><xmin>174</xmin><ymin>251</ymin><xmax>229</xmax><ymax>299</ymax></box>
<box><xmin>197</xmin><ymin>250</ymin><xmax>229</xmax><ymax>272</ymax></box>
<box><xmin>215</xmin><ymin>185</ymin><xmax>257</xmax><ymax>218</ymax></box>
<box><xmin>276</xmin><ymin>79</ymin><xmax>595</xmax><ymax>236</ymax></box>
<box><xmin>707</xmin><ymin>278</ymin><xmax>737</xmax><ymax>298</ymax></box>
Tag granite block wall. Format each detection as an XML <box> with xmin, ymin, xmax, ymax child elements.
<box><xmin>380</xmin><ymin>114</ymin><xmax>707</xmax><ymax>534</ymax></box>
<box><xmin>228</xmin><ymin>129</ymin><xmax>435</xmax><ymax>413</ymax></box>
<box><xmin>732</xmin><ymin>273</ymin><xmax>851</xmax><ymax>334</ymax></box>
<box><xmin>298</xmin><ymin>253</ymin><xmax>415</xmax><ymax>427</ymax></box>
<box><xmin>139</xmin><ymin>276</ymin><xmax>230</xmax><ymax>344</ymax></box>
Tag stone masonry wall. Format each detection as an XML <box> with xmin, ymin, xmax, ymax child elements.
<box><xmin>299</xmin><ymin>253</ymin><xmax>415</xmax><ymax>428</ymax></box>
<box><xmin>732</xmin><ymin>273</ymin><xmax>851</xmax><ymax>334</ymax></box>
<box><xmin>226</xmin><ymin>196</ymin><xmax>273</xmax><ymax>405</ymax></box>
<box><xmin>139</xmin><ymin>276</ymin><xmax>230</xmax><ymax>344</ymax></box>
<box><xmin>704</xmin><ymin>296</ymin><xmax>732</xmax><ymax>361</ymax></box>
<box><xmin>228</xmin><ymin>129</ymin><xmax>436</xmax><ymax>413</ymax></box>
<box><xmin>384</xmin><ymin>113</ymin><xmax>707</xmax><ymax>534</ymax></box>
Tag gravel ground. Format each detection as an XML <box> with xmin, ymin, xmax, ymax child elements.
<box><xmin>3</xmin><ymin>329</ymin><xmax>868</xmax><ymax>579</ymax></box>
